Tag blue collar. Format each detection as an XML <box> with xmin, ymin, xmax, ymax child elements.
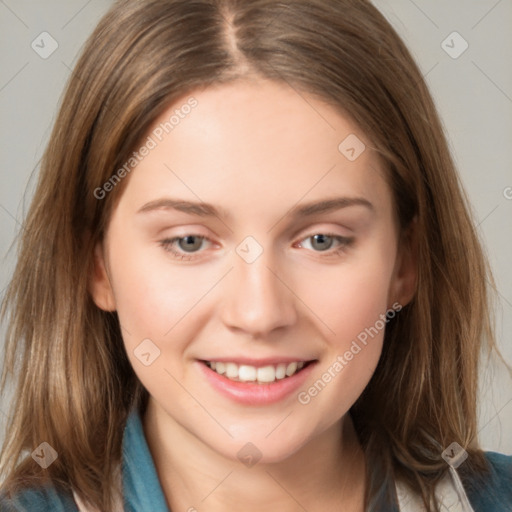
<box><xmin>121</xmin><ymin>406</ymin><xmax>171</xmax><ymax>512</ymax></box>
<box><xmin>120</xmin><ymin>405</ymin><xmax>512</xmax><ymax>512</ymax></box>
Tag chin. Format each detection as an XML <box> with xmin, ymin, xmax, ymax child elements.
<box><xmin>209</xmin><ymin>428</ymin><xmax>314</xmax><ymax>466</ymax></box>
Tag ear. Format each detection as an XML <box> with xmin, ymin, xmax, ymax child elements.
<box><xmin>89</xmin><ymin>242</ymin><xmax>117</xmax><ymax>311</ymax></box>
<box><xmin>388</xmin><ymin>216</ymin><xmax>418</xmax><ymax>308</ymax></box>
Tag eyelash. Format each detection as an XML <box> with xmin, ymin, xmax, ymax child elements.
<box><xmin>159</xmin><ymin>232</ymin><xmax>354</xmax><ymax>260</ymax></box>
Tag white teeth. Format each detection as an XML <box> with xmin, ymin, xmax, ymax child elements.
<box><xmin>257</xmin><ymin>365</ymin><xmax>276</xmax><ymax>383</ymax></box>
<box><xmin>286</xmin><ymin>362</ymin><xmax>298</xmax><ymax>376</ymax></box>
<box><xmin>225</xmin><ymin>362</ymin><xmax>238</xmax><ymax>378</ymax></box>
<box><xmin>206</xmin><ymin>360</ymin><xmax>308</xmax><ymax>383</ymax></box>
<box><xmin>239</xmin><ymin>365</ymin><xmax>257</xmax><ymax>382</ymax></box>
<box><xmin>275</xmin><ymin>364</ymin><xmax>287</xmax><ymax>379</ymax></box>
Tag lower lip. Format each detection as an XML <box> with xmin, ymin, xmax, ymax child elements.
<box><xmin>196</xmin><ymin>360</ymin><xmax>317</xmax><ymax>406</ymax></box>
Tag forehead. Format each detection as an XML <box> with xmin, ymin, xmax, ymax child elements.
<box><xmin>115</xmin><ymin>79</ymin><xmax>392</xmax><ymax>224</ymax></box>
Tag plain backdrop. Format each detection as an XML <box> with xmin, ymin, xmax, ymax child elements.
<box><xmin>1</xmin><ymin>0</ymin><xmax>511</xmax><ymax>460</ymax></box>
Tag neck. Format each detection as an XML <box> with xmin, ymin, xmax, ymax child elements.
<box><xmin>143</xmin><ymin>402</ymin><xmax>366</xmax><ymax>512</ymax></box>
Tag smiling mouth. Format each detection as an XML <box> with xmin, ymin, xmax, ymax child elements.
<box><xmin>201</xmin><ymin>360</ymin><xmax>315</xmax><ymax>384</ymax></box>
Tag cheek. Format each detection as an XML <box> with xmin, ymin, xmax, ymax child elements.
<box><xmin>294</xmin><ymin>242</ymin><xmax>395</xmax><ymax>411</ymax></box>
<box><xmin>296</xmin><ymin>287</ymin><xmax>389</xmax><ymax>428</ymax></box>
<box><xmin>333</xmin><ymin>271</ymin><xmax>392</xmax><ymax>345</ymax></box>
<box><xmin>106</xmin><ymin>231</ymin><xmax>200</xmax><ymax>349</ymax></box>
<box><xmin>302</xmin><ymin>242</ymin><xmax>396</xmax><ymax>346</ymax></box>
<box><xmin>107</xmin><ymin>241</ymin><xmax>207</xmax><ymax>401</ymax></box>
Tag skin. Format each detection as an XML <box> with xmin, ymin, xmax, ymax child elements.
<box><xmin>90</xmin><ymin>78</ymin><xmax>417</xmax><ymax>512</ymax></box>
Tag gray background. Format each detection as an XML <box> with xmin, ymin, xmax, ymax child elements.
<box><xmin>1</xmin><ymin>0</ymin><xmax>511</xmax><ymax>458</ymax></box>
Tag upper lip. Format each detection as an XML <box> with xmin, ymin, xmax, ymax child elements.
<box><xmin>199</xmin><ymin>357</ymin><xmax>317</xmax><ymax>367</ymax></box>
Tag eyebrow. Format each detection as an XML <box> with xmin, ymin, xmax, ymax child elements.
<box><xmin>136</xmin><ymin>196</ymin><xmax>374</xmax><ymax>220</ymax></box>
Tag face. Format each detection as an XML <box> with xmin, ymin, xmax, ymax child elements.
<box><xmin>90</xmin><ymin>78</ymin><xmax>416</xmax><ymax>463</ymax></box>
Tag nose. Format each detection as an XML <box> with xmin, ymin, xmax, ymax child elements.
<box><xmin>220</xmin><ymin>247</ymin><xmax>298</xmax><ymax>338</ymax></box>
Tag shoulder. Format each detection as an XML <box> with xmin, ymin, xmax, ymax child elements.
<box><xmin>0</xmin><ymin>483</ymin><xmax>78</xmax><ymax>511</ymax></box>
<box><xmin>480</xmin><ymin>451</ymin><xmax>512</xmax><ymax>489</ymax></box>
<box><xmin>465</xmin><ymin>450</ymin><xmax>512</xmax><ymax>511</ymax></box>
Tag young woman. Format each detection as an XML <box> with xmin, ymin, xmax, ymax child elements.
<box><xmin>1</xmin><ymin>1</ymin><xmax>511</xmax><ymax>511</ymax></box>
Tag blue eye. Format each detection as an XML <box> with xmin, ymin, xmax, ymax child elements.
<box><xmin>160</xmin><ymin>235</ymin><xmax>210</xmax><ymax>259</ymax></box>
<box><xmin>297</xmin><ymin>233</ymin><xmax>354</xmax><ymax>257</ymax></box>
<box><xmin>159</xmin><ymin>232</ymin><xmax>354</xmax><ymax>260</ymax></box>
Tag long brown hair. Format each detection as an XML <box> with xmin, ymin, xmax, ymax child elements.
<box><xmin>1</xmin><ymin>1</ymin><xmax>509</xmax><ymax>511</ymax></box>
